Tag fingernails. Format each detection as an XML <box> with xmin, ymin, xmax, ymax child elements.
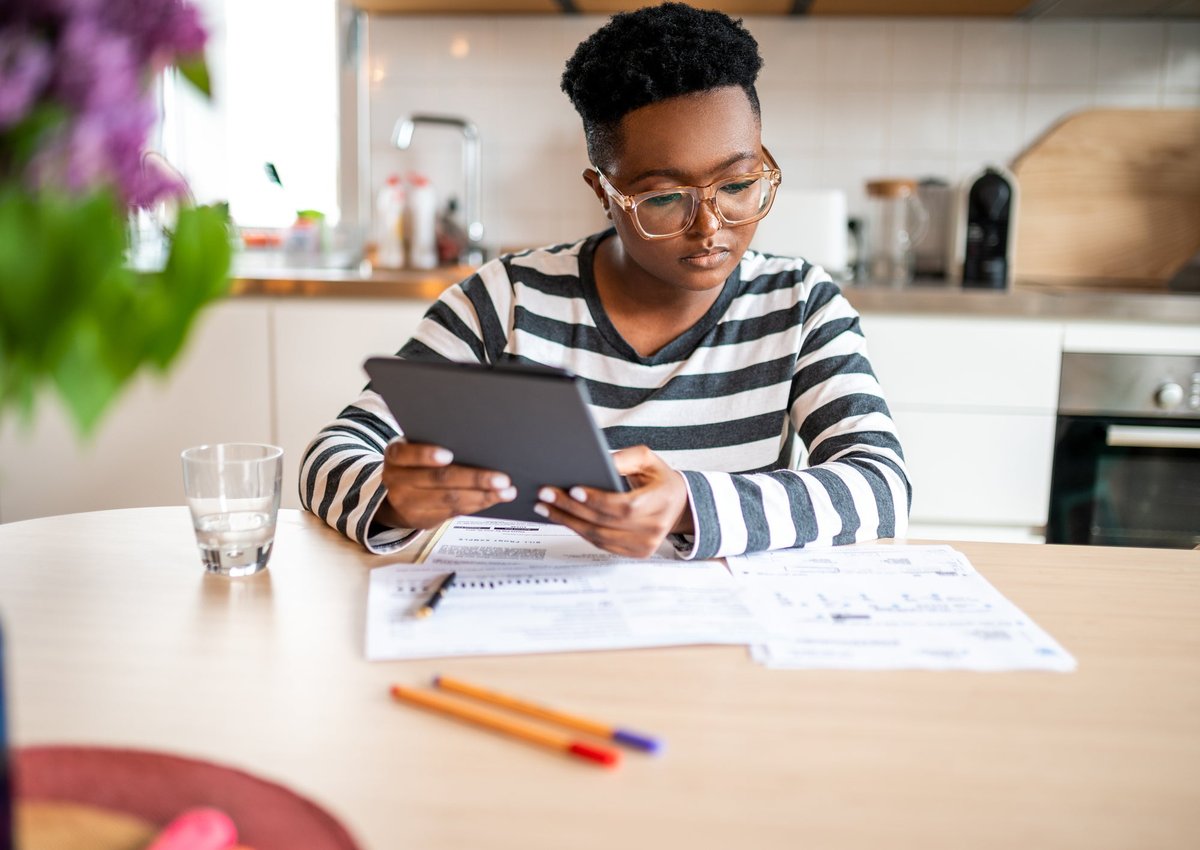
<box><xmin>569</xmin><ymin>487</ymin><xmax>587</xmax><ymax>503</ymax></box>
<box><xmin>432</xmin><ymin>448</ymin><xmax>453</xmax><ymax>465</ymax></box>
<box><xmin>498</xmin><ymin>487</ymin><xmax>517</xmax><ymax>501</ymax></box>
<box><xmin>490</xmin><ymin>474</ymin><xmax>511</xmax><ymax>489</ymax></box>
<box><xmin>538</xmin><ymin>487</ymin><xmax>555</xmax><ymax>503</ymax></box>
<box><xmin>533</xmin><ymin>503</ymin><xmax>549</xmax><ymax>518</ymax></box>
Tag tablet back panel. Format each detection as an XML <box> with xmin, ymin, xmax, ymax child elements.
<box><xmin>363</xmin><ymin>357</ymin><xmax>623</xmax><ymax>523</ymax></box>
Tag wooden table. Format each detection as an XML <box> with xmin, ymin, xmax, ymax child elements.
<box><xmin>2</xmin><ymin>507</ymin><xmax>1198</xmax><ymax>850</ymax></box>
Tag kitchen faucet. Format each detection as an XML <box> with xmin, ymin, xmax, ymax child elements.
<box><xmin>392</xmin><ymin>114</ymin><xmax>484</xmax><ymax>265</ymax></box>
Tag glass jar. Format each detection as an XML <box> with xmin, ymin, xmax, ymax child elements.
<box><xmin>865</xmin><ymin>178</ymin><xmax>929</xmax><ymax>286</ymax></box>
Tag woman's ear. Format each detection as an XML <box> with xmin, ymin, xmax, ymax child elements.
<box><xmin>581</xmin><ymin>168</ymin><xmax>608</xmax><ymax>209</ymax></box>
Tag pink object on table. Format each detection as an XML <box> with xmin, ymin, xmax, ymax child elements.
<box><xmin>146</xmin><ymin>808</ymin><xmax>239</xmax><ymax>850</ymax></box>
<box><xmin>14</xmin><ymin>746</ymin><xmax>361</xmax><ymax>850</ymax></box>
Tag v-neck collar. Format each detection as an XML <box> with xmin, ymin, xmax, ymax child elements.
<box><xmin>578</xmin><ymin>229</ymin><xmax>743</xmax><ymax>366</ymax></box>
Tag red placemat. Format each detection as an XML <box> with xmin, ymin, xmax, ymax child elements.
<box><xmin>14</xmin><ymin>746</ymin><xmax>361</xmax><ymax>850</ymax></box>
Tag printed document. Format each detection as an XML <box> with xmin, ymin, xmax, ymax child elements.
<box><xmin>729</xmin><ymin>545</ymin><xmax>1076</xmax><ymax>672</ymax></box>
<box><xmin>366</xmin><ymin>519</ymin><xmax>763</xmax><ymax>661</ymax></box>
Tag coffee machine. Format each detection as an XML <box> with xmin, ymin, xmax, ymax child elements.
<box><xmin>950</xmin><ymin>165</ymin><xmax>1019</xmax><ymax>289</ymax></box>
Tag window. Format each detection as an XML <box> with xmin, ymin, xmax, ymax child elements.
<box><xmin>160</xmin><ymin>0</ymin><xmax>340</xmax><ymax>227</ymax></box>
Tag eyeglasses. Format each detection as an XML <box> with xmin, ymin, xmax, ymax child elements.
<box><xmin>592</xmin><ymin>147</ymin><xmax>782</xmax><ymax>240</ymax></box>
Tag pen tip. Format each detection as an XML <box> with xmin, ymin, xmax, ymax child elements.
<box><xmin>614</xmin><ymin>729</ymin><xmax>663</xmax><ymax>754</ymax></box>
<box><xmin>431</xmin><ymin>674</ymin><xmax>442</xmax><ymax>687</ymax></box>
<box><xmin>568</xmin><ymin>742</ymin><xmax>620</xmax><ymax>768</ymax></box>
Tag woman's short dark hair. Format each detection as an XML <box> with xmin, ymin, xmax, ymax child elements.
<box><xmin>560</xmin><ymin>2</ymin><xmax>764</xmax><ymax>169</ymax></box>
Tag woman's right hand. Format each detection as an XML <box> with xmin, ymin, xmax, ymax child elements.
<box><xmin>377</xmin><ymin>438</ymin><xmax>517</xmax><ymax>529</ymax></box>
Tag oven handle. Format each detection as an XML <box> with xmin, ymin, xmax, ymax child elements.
<box><xmin>1106</xmin><ymin>424</ymin><xmax>1200</xmax><ymax>450</ymax></box>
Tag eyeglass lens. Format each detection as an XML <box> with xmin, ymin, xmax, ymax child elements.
<box><xmin>636</xmin><ymin>175</ymin><xmax>775</xmax><ymax>236</ymax></box>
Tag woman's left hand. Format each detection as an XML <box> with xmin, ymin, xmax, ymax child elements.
<box><xmin>533</xmin><ymin>445</ymin><xmax>693</xmax><ymax>558</ymax></box>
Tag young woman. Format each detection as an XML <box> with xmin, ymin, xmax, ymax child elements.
<box><xmin>300</xmin><ymin>3</ymin><xmax>910</xmax><ymax>560</ymax></box>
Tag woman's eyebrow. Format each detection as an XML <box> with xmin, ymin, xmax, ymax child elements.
<box><xmin>628</xmin><ymin>150</ymin><xmax>760</xmax><ymax>185</ymax></box>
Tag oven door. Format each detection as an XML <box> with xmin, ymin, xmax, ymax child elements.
<box><xmin>1047</xmin><ymin>415</ymin><xmax>1200</xmax><ymax>548</ymax></box>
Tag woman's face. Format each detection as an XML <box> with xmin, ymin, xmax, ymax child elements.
<box><xmin>585</xmin><ymin>85</ymin><xmax>765</xmax><ymax>297</ymax></box>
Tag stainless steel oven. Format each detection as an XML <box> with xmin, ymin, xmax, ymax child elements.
<box><xmin>1047</xmin><ymin>352</ymin><xmax>1200</xmax><ymax>548</ymax></box>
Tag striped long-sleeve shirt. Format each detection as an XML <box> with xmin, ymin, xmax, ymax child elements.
<box><xmin>300</xmin><ymin>230</ymin><xmax>911</xmax><ymax>560</ymax></box>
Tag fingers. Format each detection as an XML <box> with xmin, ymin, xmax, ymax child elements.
<box><xmin>381</xmin><ymin>438</ymin><xmax>517</xmax><ymax>528</ymax></box>
<box><xmin>385</xmin><ymin>440</ymin><xmax>514</xmax><ymax>493</ymax></box>
<box><xmin>612</xmin><ymin>444</ymin><xmax>658</xmax><ymax>477</ymax></box>
<box><xmin>535</xmin><ymin>485</ymin><xmax>634</xmax><ymax>525</ymax></box>
<box><xmin>534</xmin><ymin>499</ymin><xmax>661</xmax><ymax>559</ymax></box>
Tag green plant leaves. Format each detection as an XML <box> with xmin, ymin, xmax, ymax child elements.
<box><xmin>0</xmin><ymin>189</ymin><xmax>232</xmax><ymax>436</ymax></box>
<box><xmin>176</xmin><ymin>54</ymin><xmax>212</xmax><ymax>99</ymax></box>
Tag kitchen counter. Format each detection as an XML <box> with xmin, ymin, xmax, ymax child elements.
<box><xmin>229</xmin><ymin>264</ymin><xmax>1200</xmax><ymax>325</ymax></box>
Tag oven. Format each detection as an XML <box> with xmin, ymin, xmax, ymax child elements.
<box><xmin>1047</xmin><ymin>352</ymin><xmax>1200</xmax><ymax>549</ymax></box>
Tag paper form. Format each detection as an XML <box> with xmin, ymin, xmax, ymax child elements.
<box><xmin>728</xmin><ymin>545</ymin><xmax>1077</xmax><ymax>672</ymax></box>
<box><xmin>420</xmin><ymin>517</ymin><xmax>682</xmax><ymax>565</ymax></box>
<box><xmin>366</xmin><ymin>519</ymin><xmax>764</xmax><ymax>661</ymax></box>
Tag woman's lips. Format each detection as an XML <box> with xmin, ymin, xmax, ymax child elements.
<box><xmin>679</xmin><ymin>248</ymin><xmax>730</xmax><ymax>269</ymax></box>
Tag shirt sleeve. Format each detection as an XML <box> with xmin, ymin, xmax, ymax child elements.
<box><xmin>673</xmin><ymin>280</ymin><xmax>911</xmax><ymax>560</ymax></box>
<box><xmin>298</xmin><ymin>265</ymin><xmax>510</xmax><ymax>552</ymax></box>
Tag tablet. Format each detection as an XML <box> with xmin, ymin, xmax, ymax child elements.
<box><xmin>363</xmin><ymin>356</ymin><xmax>625</xmax><ymax>523</ymax></box>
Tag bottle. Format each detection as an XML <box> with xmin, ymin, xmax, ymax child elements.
<box><xmin>375</xmin><ymin>174</ymin><xmax>406</xmax><ymax>268</ymax></box>
<box><xmin>407</xmin><ymin>173</ymin><xmax>438</xmax><ymax>270</ymax></box>
<box><xmin>437</xmin><ymin>197</ymin><xmax>469</xmax><ymax>265</ymax></box>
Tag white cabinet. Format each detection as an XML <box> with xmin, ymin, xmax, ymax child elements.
<box><xmin>272</xmin><ymin>299</ymin><xmax>430</xmax><ymax>509</ymax></box>
<box><xmin>858</xmin><ymin>314</ymin><xmax>1064</xmax><ymax>542</ymax></box>
<box><xmin>0</xmin><ymin>298</ymin><xmax>432</xmax><ymax>522</ymax></box>
<box><xmin>0</xmin><ymin>301</ymin><xmax>273</xmax><ymax>524</ymax></box>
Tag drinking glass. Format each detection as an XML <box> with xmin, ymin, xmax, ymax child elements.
<box><xmin>181</xmin><ymin>443</ymin><xmax>283</xmax><ymax>577</ymax></box>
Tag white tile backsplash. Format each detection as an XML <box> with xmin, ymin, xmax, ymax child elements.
<box><xmin>363</xmin><ymin>15</ymin><xmax>1193</xmax><ymax>231</ymax></box>
<box><xmin>890</xmin><ymin>21</ymin><xmax>959</xmax><ymax>86</ymax></box>
<box><xmin>889</xmin><ymin>90</ymin><xmax>955</xmax><ymax>155</ymax></box>
<box><xmin>1164</xmin><ymin>22</ymin><xmax>1200</xmax><ymax>91</ymax></box>
<box><xmin>959</xmin><ymin>21</ymin><xmax>1028</xmax><ymax>88</ymax></box>
<box><xmin>1096</xmin><ymin>21</ymin><xmax>1166</xmax><ymax>89</ymax></box>
<box><xmin>1028</xmin><ymin>21</ymin><xmax>1097</xmax><ymax>87</ymax></box>
<box><xmin>956</xmin><ymin>89</ymin><xmax>1024</xmax><ymax>153</ymax></box>
<box><xmin>821</xmin><ymin>19</ymin><xmax>891</xmax><ymax>88</ymax></box>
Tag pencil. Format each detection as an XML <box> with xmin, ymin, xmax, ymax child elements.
<box><xmin>433</xmin><ymin>674</ymin><xmax>663</xmax><ymax>754</ymax></box>
<box><xmin>416</xmin><ymin>571</ymin><xmax>455</xmax><ymax>618</ymax></box>
<box><xmin>389</xmin><ymin>684</ymin><xmax>620</xmax><ymax>768</ymax></box>
<box><xmin>414</xmin><ymin>520</ymin><xmax>453</xmax><ymax>564</ymax></box>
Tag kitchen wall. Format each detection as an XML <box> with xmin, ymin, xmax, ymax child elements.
<box><xmin>368</xmin><ymin>15</ymin><xmax>1200</xmax><ymax>253</ymax></box>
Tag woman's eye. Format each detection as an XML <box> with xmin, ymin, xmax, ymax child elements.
<box><xmin>720</xmin><ymin>180</ymin><xmax>755</xmax><ymax>195</ymax></box>
<box><xmin>643</xmin><ymin>192</ymin><xmax>684</xmax><ymax>208</ymax></box>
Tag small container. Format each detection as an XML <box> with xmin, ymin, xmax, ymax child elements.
<box><xmin>376</xmin><ymin>174</ymin><xmax>406</xmax><ymax>269</ymax></box>
<box><xmin>865</xmin><ymin>178</ymin><xmax>929</xmax><ymax>286</ymax></box>
<box><xmin>407</xmin><ymin>173</ymin><xmax>438</xmax><ymax>270</ymax></box>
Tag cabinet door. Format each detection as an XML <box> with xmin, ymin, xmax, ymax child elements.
<box><xmin>861</xmin><ymin>315</ymin><xmax>1062</xmax><ymax>411</ymax></box>
<box><xmin>893</xmin><ymin>409</ymin><xmax>1056</xmax><ymax>527</ymax></box>
<box><xmin>0</xmin><ymin>301</ymin><xmax>273</xmax><ymax>523</ymax></box>
<box><xmin>272</xmin><ymin>299</ymin><xmax>432</xmax><ymax>509</ymax></box>
<box><xmin>857</xmin><ymin>314</ymin><xmax>1063</xmax><ymax>531</ymax></box>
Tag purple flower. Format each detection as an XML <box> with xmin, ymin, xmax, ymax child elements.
<box><xmin>54</xmin><ymin>17</ymin><xmax>142</xmax><ymax>112</ymax></box>
<box><xmin>0</xmin><ymin>28</ymin><xmax>52</xmax><ymax>129</ymax></box>
<box><xmin>3</xmin><ymin>0</ymin><xmax>210</xmax><ymax>208</ymax></box>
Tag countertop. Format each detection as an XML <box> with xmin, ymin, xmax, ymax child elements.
<box><xmin>229</xmin><ymin>263</ymin><xmax>1200</xmax><ymax>325</ymax></box>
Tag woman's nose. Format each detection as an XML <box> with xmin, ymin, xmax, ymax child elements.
<box><xmin>689</xmin><ymin>195</ymin><xmax>723</xmax><ymax>236</ymax></box>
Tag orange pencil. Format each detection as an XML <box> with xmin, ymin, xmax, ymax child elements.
<box><xmin>433</xmin><ymin>674</ymin><xmax>662</xmax><ymax>753</ymax></box>
<box><xmin>389</xmin><ymin>684</ymin><xmax>619</xmax><ymax>768</ymax></box>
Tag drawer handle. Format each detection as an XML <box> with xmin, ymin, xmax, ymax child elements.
<box><xmin>1105</xmin><ymin>425</ymin><xmax>1200</xmax><ymax>450</ymax></box>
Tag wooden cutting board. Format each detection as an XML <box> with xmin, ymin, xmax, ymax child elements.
<box><xmin>1011</xmin><ymin>108</ymin><xmax>1200</xmax><ymax>289</ymax></box>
